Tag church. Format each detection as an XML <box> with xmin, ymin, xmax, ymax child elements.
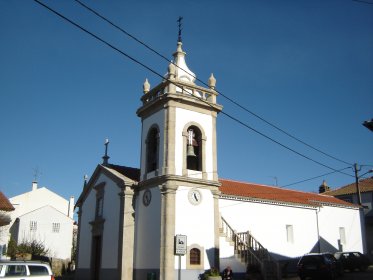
<box><xmin>74</xmin><ymin>39</ymin><xmax>365</xmax><ymax>280</ymax></box>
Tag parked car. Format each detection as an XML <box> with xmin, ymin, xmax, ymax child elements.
<box><xmin>334</xmin><ymin>251</ymin><xmax>370</xmax><ymax>272</ymax></box>
<box><xmin>297</xmin><ymin>253</ymin><xmax>343</xmax><ymax>280</ymax></box>
<box><xmin>0</xmin><ymin>261</ymin><xmax>55</xmax><ymax>280</ymax></box>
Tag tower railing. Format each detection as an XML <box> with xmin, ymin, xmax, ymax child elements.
<box><xmin>141</xmin><ymin>80</ymin><xmax>218</xmax><ymax>105</ymax></box>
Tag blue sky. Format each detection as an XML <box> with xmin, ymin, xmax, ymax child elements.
<box><xmin>1</xmin><ymin>0</ymin><xmax>372</xmax><ymax>202</ymax></box>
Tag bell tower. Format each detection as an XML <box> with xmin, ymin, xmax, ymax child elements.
<box><xmin>134</xmin><ymin>37</ymin><xmax>222</xmax><ymax>279</ymax></box>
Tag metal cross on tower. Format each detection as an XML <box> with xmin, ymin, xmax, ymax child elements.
<box><xmin>177</xmin><ymin>16</ymin><xmax>183</xmax><ymax>42</ymax></box>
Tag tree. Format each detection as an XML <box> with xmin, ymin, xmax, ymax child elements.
<box><xmin>6</xmin><ymin>237</ymin><xmax>17</xmax><ymax>259</ymax></box>
<box><xmin>17</xmin><ymin>240</ymin><xmax>49</xmax><ymax>256</ymax></box>
<box><xmin>6</xmin><ymin>237</ymin><xmax>49</xmax><ymax>259</ymax></box>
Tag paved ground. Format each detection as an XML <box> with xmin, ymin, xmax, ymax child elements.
<box><xmin>55</xmin><ymin>265</ymin><xmax>373</xmax><ymax>279</ymax></box>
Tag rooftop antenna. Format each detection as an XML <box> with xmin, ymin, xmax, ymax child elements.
<box><xmin>177</xmin><ymin>16</ymin><xmax>183</xmax><ymax>43</ymax></box>
<box><xmin>102</xmin><ymin>138</ymin><xmax>110</xmax><ymax>166</ymax></box>
<box><xmin>32</xmin><ymin>167</ymin><xmax>42</xmax><ymax>182</ymax></box>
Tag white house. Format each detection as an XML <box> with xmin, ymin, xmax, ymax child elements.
<box><xmin>75</xmin><ymin>40</ymin><xmax>365</xmax><ymax>280</ymax></box>
<box><xmin>0</xmin><ymin>192</ymin><xmax>15</xmax><ymax>259</ymax></box>
<box><xmin>325</xmin><ymin>177</ymin><xmax>373</xmax><ymax>261</ymax></box>
<box><xmin>3</xmin><ymin>181</ymin><xmax>75</xmax><ymax>261</ymax></box>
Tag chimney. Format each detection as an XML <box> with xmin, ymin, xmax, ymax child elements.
<box><xmin>68</xmin><ymin>196</ymin><xmax>75</xmax><ymax>219</ymax></box>
<box><xmin>32</xmin><ymin>181</ymin><xmax>38</xmax><ymax>191</ymax></box>
<box><xmin>319</xmin><ymin>180</ymin><xmax>330</xmax><ymax>193</ymax></box>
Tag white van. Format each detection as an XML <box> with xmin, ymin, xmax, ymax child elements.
<box><xmin>0</xmin><ymin>261</ymin><xmax>54</xmax><ymax>280</ymax></box>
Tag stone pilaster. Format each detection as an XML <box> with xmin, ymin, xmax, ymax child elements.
<box><xmin>118</xmin><ymin>187</ymin><xmax>135</xmax><ymax>280</ymax></box>
<box><xmin>159</xmin><ymin>183</ymin><xmax>177</xmax><ymax>280</ymax></box>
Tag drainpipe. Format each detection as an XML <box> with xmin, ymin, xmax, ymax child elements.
<box><xmin>315</xmin><ymin>207</ymin><xmax>321</xmax><ymax>253</ymax></box>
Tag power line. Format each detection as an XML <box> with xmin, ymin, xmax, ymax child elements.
<box><xmin>33</xmin><ymin>0</ymin><xmax>354</xmax><ymax>179</ymax></box>
<box><xmin>352</xmin><ymin>0</ymin><xmax>373</xmax><ymax>5</ymax></box>
<box><xmin>72</xmin><ymin>0</ymin><xmax>353</xmax><ymax>167</ymax></box>
<box><xmin>281</xmin><ymin>167</ymin><xmax>352</xmax><ymax>188</ymax></box>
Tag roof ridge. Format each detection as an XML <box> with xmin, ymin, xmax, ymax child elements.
<box><xmin>220</xmin><ymin>178</ymin><xmax>324</xmax><ymax>196</ymax></box>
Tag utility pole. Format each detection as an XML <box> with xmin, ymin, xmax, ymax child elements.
<box><xmin>354</xmin><ymin>163</ymin><xmax>362</xmax><ymax>206</ymax></box>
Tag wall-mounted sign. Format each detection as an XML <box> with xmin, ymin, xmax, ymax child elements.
<box><xmin>174</xmin><ymin>235</ymin><xmax>187</xmax><ymax>255</ymax></box>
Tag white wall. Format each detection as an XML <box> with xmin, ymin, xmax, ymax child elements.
<box><xmin>77</xmin><ymin>178</ymin><xmax>97</xmax><ymax>268</ymax></box>
<box><xmin>17</xmin><ymin>206</ymin><xmax>73</xmax><ymax>260</ymax></box>
<box><xmin>134</xmin><ymin>186</ymin><xmax>162</xmax><ymax>268</ymax></box>
<box><xmin>5</xmin><ymin>186</ymin><xmax>74</xmax><ymax>260</ymax></box>
<box><xmin>140</xmin><ymin>109</ymin><xmax>165</xmax><ymax>178</ymax></box>
<box><xmin>100</xmin><ymin>177</ymin><xmax>120</xmax><ymax>269</ymax></box>
<box><xmin>219</xmin><ymin>198</ymin><xmax>363</xmax><ymax>259</ymax></box>
<box><xmin>77</xmin><ymin>173</ymin><xmax>122</xmax><ymax>269</ymax></box>
<box><xmin>175</xmin><ymin>186</ymin><xmax>215</xmax><ymax>269</ymax></box>
<box><xmin>10</xmin><ymin>187</ymin><xmax>70</xmax><ymax>218</ymax></box>
<box><xmin>318</xmin><ymin>205</ymin><xmax>363</xmax><ymax>253</ymax></box>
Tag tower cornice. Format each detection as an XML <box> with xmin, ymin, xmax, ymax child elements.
<box><xmin>137</xmin><ymin>80</ymin><xmax>223</xmax><ymax>119</ymax></box>
<box><xmin>137</xmin><ymin>174</ymin><xmax>221</xmax><ymax>190</ymax></box>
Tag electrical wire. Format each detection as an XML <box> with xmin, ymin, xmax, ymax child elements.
<box><xmin>33</xmin><ymin>0</ymin><xmax>354</xmax><ymax>179</ymax></box>
<box><xmin>352</xmin><ymin>0</ymin><xmax>373</xmax><ymax>5</ymax></box>
<box><xmin>281</xmin><ymin>167</ymin><xmax>352</xmax><ymax>188</ymax></box>
<box><xmin>72</xmin><ymin>0</ymin><xmax>353</xmax><ymax>167</ymax></box>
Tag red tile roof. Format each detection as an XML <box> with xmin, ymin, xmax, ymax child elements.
<box><xmin>219</xmin><ymin>178</ymin><xmax>355</xmax><ymax>208</ymax></box>
<box><xmin>325</xmin><ymin>177</ymin><xmax>373</xmax><ymax>196</ymax></box>
<box><xmin>0</xmin><ymin>192</ymin><xmax>15</xmax><ymax>211</ymax></box>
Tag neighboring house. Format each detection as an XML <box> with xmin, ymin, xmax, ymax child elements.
<box><xmin>0</xmin><ymin>192</ymin><xmax>14</xmax><ymax>226</ymax></box>
<box><xmin>75</xmin><ymin>40</ymin><xmax>365</xmax><ymax>280</ymax></box>
<box><xmin>0</xmin><ymin>192</ymin><xmax>15</xmax><ymax>259</ymax></box>
<box><xmin>2</xmin><ymin>181</ymin><xmax>75</xmax><ymax>261</ymax></box>
<box><xmin>325</xmin><ymin>177</ymin><xmax>373</xmax><ymax>261</ymax></box>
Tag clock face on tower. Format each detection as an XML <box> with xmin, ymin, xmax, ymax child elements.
<box><xmin>143</xmin><ymin>189</ymin><xmax>152</xmax><ymax>206</ymax></box>
<box><xmin>188</xmin><ymin>188</ymin><xmax>202</xmax><ymax>205</ymax></box>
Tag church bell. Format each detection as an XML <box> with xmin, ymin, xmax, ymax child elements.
<box><xmin>187</xmin><ymin>144</ymin><xmax>197</xmax><ymax>157</ymax></box>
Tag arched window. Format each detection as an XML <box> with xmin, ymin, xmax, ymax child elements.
<box><xmin>186</xmin><ymin>126</ymin><xmax>202</xmax><ymax>171</ymax></box>
<box><xmin>146</xmin><ymin>127</ymin><xmax>159</xmax><ymax>173</ymax></box>
<box><xmin>189</xmin><ymin>248</ymin><xmax>201</xmax><ymax>265</ymax></box>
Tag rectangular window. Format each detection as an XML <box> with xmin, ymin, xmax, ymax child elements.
<box><xmin>339</xmin><ymin>227</ymin><xmax>346</xmax><ymax>244</ymax></box>
<box><xmin>286</xmin><ymin>225</ymin><xmax>294</xmax><ymax>243</ymax></box>
<box><xmin>30</xmin><ymin>221</ymin><xmax>37</xmax><ymax>231</ymax></box>
<box><xmin>52</xmin><ymin>223</ymin><xmax>60</xmax><ymax>233</ymax></box>
<box><xmin>96</xmin><ymin>197</ymin><xmax>103</xmax><ymax>218</ymax></box>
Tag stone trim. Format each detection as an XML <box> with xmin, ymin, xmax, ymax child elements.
<box><xmin>75</xmin><ymin>208</ymin><xmax>83</xmax><ymax>270</ymax></box>
<box><xmin>186</xmin><ymin>244</ymin><xmax>204</xmax><ymax>269</ymax></box>
<box><xmin>137</xmin><ymin>93</ymin><xmax>222</xmax><ymax>119</ymax></box>
<box><xmin>89</xmin><ymin>218</ymin><xmax>105</xmax><ymax>236</ymax></box>
<box><xmin>212</xmin><ymin>189</ymin><xmax>221</xmax><ymax>269</ymax></box>
<box><xmin>144</xmin><ymin>124</ymin><xmax>160</xmax><ymax>178</ymax></box>
<box><xmin>138</xmin><ymin>174</ymin><xmax>221</xmax><ymax>190</ymax></box>
<box><xmin>163</xmin><ymin>104</ymin><xmax>176</xmax><ymax>176</ymax></box>
<box><xmin>182</xmin><ymin>122</ymin><xmax>207</xmax><ymax>179</ymax></box>
<box><xmin>117</xmin><ymin>186</ymin><xmax>135</xmax><ymax>280</ymax></box>
<box><xmin>159</xmin><ymin>183</ymin><xmax>178</xmax><ymax>280</ymax></box>
<box><xmin>211</xmin><ymin>116</ymin><xmax>219</xmax><ymax>181</ymax></box>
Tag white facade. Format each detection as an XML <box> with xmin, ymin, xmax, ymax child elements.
<box><xmin>77</xmin><ymin>173</ymin><xmax>121</xmax><ymax>270</ymax></box>
<box><xmin>75</xmin><ymin>40</ymin><xmax>366</xmax><ymax>280</ymax></box>
<box><xmin>2</xmin><ymin>182</ymin><xmax>74</xmax><ymax>260</ymax></box>
<box><xmin>219</xmin><ymin>198</ymin><xmax>363</xmax><ymax>259</ymax></box>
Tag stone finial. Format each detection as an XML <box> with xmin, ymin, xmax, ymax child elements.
<box><xmin>168</xmin><ymin>62</ymin><xmax>176</xmax><ymax>79</ymax></box>
<box><xmin>143</xmin><ymin>78</ymin><xmax>150</xmax><ymax>94</ymax></box>
<box><xmin>208</xmin><ymin>73</ymin><xmax>216</xmax><ymax>89</ymax></box>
